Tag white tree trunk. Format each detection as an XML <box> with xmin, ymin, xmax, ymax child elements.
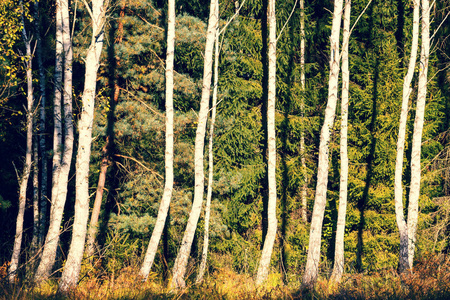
<box><xmin>9</xmin><ymin>16</ymin><xmax>34</xmax><ymax>282</ymax></box>
<box><xmin>256</xmin><ymin>0</ymin><xmax>277</xmax><ymax>285</ymax></box>
<box><xmin>171</xmin><ymin>0</ymin><xmax>218</xmax><ymax>289</ymax></box>
<box><xmin>407</xmin><ymin>0</ymin><xmax>430</xmax><ymax>269</ymax></box>
<box><xmin>302</xmin><ymin>0</ymin><xmax>343</xmax><ymax>288</ymax></box>
<box><xmin>395</xmin><ymin>0</ymin><xmax>419</xmax><ymax>273</ymax></box>
<box><xmin>299</xmin><ymin>0</ymin><xmax>307</xmax><ymax>223</ymax></box>
<box><xmin>58</xmin><ymin>0</ymin><xmax>106</xmax><ymax>291</ymax></box>
<box><xmin>196</xmin><ymin>1</ymin><xmax>219</xmax><ymax>283</ymax></box>
<box><xmin>35</xmin><ymin>0</ymin><xmax>74</xmax><ymax>282</ymax></box>
<box><xmin>331</xmin><ymin>0</ymin><xmax>351</xmax><ymax>283</ymax></box>
<box><xmin>139</xmin><ymin>0</ymin><xmax>175</xmax><ymax>280</ymax></box>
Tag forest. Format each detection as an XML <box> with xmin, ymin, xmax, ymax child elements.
<box><xmin>0</xmin><ymin>0</ymin><xmax>449</xmax><ymax>298</ymax></box>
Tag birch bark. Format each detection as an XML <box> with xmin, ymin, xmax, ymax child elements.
<box><xmin>395</xmin><ymin>0</ymin><xmax>419</xmax><ymax>273</ymax></box>
<box><xmin>59</xmin><ymin>0</ymin><xmax>106</xmax><ymax>291</ymax></box>
<box><xmin>407</xmin><ymin>0</ymin><xmax>430</xmax><ymax>269</ymax></box>
<box><xmin>196</xmin><ymin>0</ymin><xmax>219</xmax><ymax>282</ymax></box>
<box><xmin>331</xmin><ymin>0</ymin><xmax>351</xmax><ymax>283</ymax></box>
<box><xmin>302</xmin><ymin>0</ymin><xmax>343</xmax><ymax>288</ymax></box>
<box><xmin>170</xmin><ymin>0</ymin><xmax>218</xmax><ymax>289</ymax></box>
<box><xmin>35</xmin><ymin>0</ymin><xmax>74</xmax><ymax>282</ymax></box>
<box><xmin>256</xmin><ymin>0</ymin><xmax>276</xmax><ymax>285</ymax></box>
<box><xmin>85</xmin><ymin>2</ymin><xmax>124</xmax><ymax>259</ymax></box>
<box><xmin>9</xmin><ymin>13</ymin><xmax>34</xmax><ymax>282</ymax></box>
<box><xmin>139</xmin><ymin>0</ymin><xmax>175</xmax><ymax>280</ymax></box>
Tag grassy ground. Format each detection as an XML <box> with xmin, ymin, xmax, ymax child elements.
<box><xmin>1</xmin><ymin>254</ymin><xmax>450</xmax><ymax>299</ymax></box>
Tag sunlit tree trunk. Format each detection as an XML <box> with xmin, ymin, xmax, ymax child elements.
<box><xmin>299</xmin><ymin>0</ymin><xmax>307</xmax><ymax>223</ymax></box>
<box><xmin>9</xmin><ymin>10</ymin><xmax>34</xmax><ymax>282</ymax></box>
<box><xmin>85</xmin><ymin>2</ymin><xmax>124</xmax><ymax>259</ymax></box>
<box><xmin>139</xmin><ymin>0</ymin><xmax>175</xmax><ymax>280</ymax></box>
<box><xmin>171</xmin><ymin>0</ymin><xmax>218</xmax><ymax>289</ymax></box>
<box><xmin>58</xmin><ymin>0</ymin><xmax>106</xmax><ymax>291</ymax></box>
<box><xmin>35</xmin><ymin>0</ymin><xmax>74</xmax><ymax>282</ymax></box>
<box><xmin>407</xmin><ymin>0</ymin><xmax>429</xmax><ymax>269</ymax></box>
<box><xmin>303</xmin><ymin>0</ymin><xmax>343</xmax><ymax>288</ymax></box>
<box><xmin>395</xmin><ymin>0</ymin><xmax>419</xmax><ymax>273</ymax></box>
<box><xmin>85</xmin><ymin>140</ymin><xmax>109</xmax><ymax>259</ymax></box>
<box><xmin>196</xmin><ymin>1</ymin><xmax>219</xmax><ymax>283</ymax></box>
<box><xmin>331</xmin><ymin>0</ymin><xmax>351</xmax><ymax>283</ymax></box>
<box><xmin>256</xmin><ymin>0</ymin><xmax>276</xmax><ymax>285</ymax></box>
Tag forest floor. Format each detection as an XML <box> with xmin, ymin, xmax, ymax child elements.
<box><xmin>1</xmin><ymin>254</ymin><xmax>450</xmax><ymax>299</ymax></box>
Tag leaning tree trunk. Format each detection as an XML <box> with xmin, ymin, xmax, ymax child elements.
<box><xmin>84</xmin><ymin>140</ymin><xmax>109</xmax><ymax>259</ymax></box>
<box><xmin>299</xmin><ymin>0</ymin><xmax>308</xmax><ymax>223</ymax></box>
<box><xmin>58</xmin><ymin>0</ymin><xmax>106</xmax><ymax>292</ymax></box>
<box><xmin>395</xmin><ymin>0</ymin><xmax>419</xmax><ymax>273</ymax></box>
<box><xmin>35</xmin><ymin>0</ymin><xmax>74</xmax><ymax>282</ymax></box>
<box><xmin>302</xmin><ymin>0</ymin><xmax>343</xmax><ymax>288</ymax></box>
<box><xmin>170</xmin><ymin>0</ymin><xmax>218</xmax><ymax>289</ymax></box>
<box><xmin>407</xmin><ymin>0</ymin><xmax>429</xmax><ymax>270</ymax></box>
<box><xmin>196</xmin><ymin>1</ymin><xmax>220</xmax><ymax>282</ymax></box>
<box><xmin>331</xmin><ymin>0</ymin><xmax>351</xmax><ymax>283</ymax></box>
<box><xmin>139</xmin><ymin>0</ymin><xmax>175</xmax><ymax>280</ymax></box>
<box><xmin>9</xmin><ymin>14</ymin><xmax>34</xmax><ymax>283</ymax></box>
<box><xmin>256</xmin><ymin>0</ymin><xmax>277</xmax><ymax>285</ymax></box>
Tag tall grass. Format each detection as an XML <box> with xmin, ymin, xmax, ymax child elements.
<box><xmin>1</xmin><ymin>254</ymin><xmax>450</xmax><ymax>299</ymax></box>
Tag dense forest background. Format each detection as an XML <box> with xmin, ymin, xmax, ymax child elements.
<box><xmin>0</xmin><ymin>0</ymin><xmax>450</xmax><ymax>297</ymax></box>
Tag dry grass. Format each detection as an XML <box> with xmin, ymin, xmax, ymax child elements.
<box><xmin>1</xmin><ymin>254</ymin><xmax>450</xmax><ymax>299</ymax></box>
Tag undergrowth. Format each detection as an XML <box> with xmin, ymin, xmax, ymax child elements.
<box><xmin>1</xmin><ymin>254</ymin><xmax>450</xmax><ymax>299</ymax></box>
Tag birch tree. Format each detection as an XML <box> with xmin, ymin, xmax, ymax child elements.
<box><xmin>256</xmin><ymin>0</ymin><xmax>276</xmax><ymax>285</ymax></box>
<box><xmin>196</xmin><ymin>0</ymin><xmax>219</xmax><ymax>283</ymax></box>
<box><xmin>85</xmin><ymin>2</ymin><xmax>125</xmax><ymax>259</ymax></box>
<box><xmin>331</xmin><ymin>0</ymin><xmax>351</xmax><ymax>283</ymax></box>
<box><xmin>9</xmin><ymin>5</ymin><xmax>33</xmax><ymax>282</ymax></box>
<box><xmin>139</xmin><ymin>0</ymin><xmax>175</xmax><ymax>280</ymax></box>
<box><xmin>171</xmin><ymin>0</ymin><xmax>218</xmax><ymax>289</ymax></box>
<box><xmin>407</xmin><ymin>0</ymin><xmax>430</xmax><ymax>269</ymax></box>
<box><xmin>394</xmin><ymin>0</ymin><xmax>419</xmax><ymax>273</ymax></box>
<box><xmin>59</xmin><ymin>0</ymin><xmax>107</xmax><ymax>291</ymax></box>
<box><xmin>35</xmin><ymin>0</ymin><xmax>74</xmax><ymax>282</ymax></box>
<box><xmin>302</xmin><ymin>0</ymin><xmax>343</xmax><ymax>287</ymax></box>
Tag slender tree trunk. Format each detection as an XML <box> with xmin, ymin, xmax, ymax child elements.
<box><xmin>196</xmin><ymin>1</ymin><xmax>219</xmax><ymax>283</ymax></box>
<box><xmin>85</xmin><ymin>141</ymin><xmax>109</xmax><ymax>259</ymax></box>
<box><xmin>395</xmin><ymin>0</ymin><xmax>419</xmax><ymax>273</ymax></box>
<box><xmin>256</xmin><ymin>0</ymin><xmax>276</xmax><ymax>285</ymax></box>
<box><xmin>170</xmin><ymin>0</ymin><xmax>218</xmax><ymax>289</ymax></box>
<box><xmin>85</xmin><ymin>1</ymin><xmax>124</xmax><ymax>259</ymax></box>
<box><xmin>139</xmin><ymin>0</ymin><xmax>175</xmax><ymax>280</ymax></box>
<box><xmin>31</xmin><ymin>137</ymin><xmax>40</xmax><ymax>255</ymax></box>
<box><xmin>331</xmin><ymin>0</ymin><xmax>351</xmax><ymax>283</ymax></box>
<box><xmin>9</xmin><ymin>13</ymin><xmax>34</xmax><ymax>282</ymax></box>
<box><xmin>407</xmin><ymin>0</ymin><xmax>429</xmax><ymax>269</ymax></box>
<box><xmin>58</xmin><ymin>0</ymin><xmax>106</xmax><ymax>291</ymax></box>
<box><xmin>299</xmin><ymin>0</ymin><xmax>307</xmax><ymax>223</ymax></box>
<box><xmin>302</xmin><ymin>0</ymin><xmax>343</xmax><ymax>288</ymax></box>
<box><xmin>34</xmin><ymin>0</ymin><xmax>48</xmax><ymax>248</ymax></box>
<box><xmin>35</xmin><ymin>0</ymin><xmax>74</xmax><ymax>282</ymax></box>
